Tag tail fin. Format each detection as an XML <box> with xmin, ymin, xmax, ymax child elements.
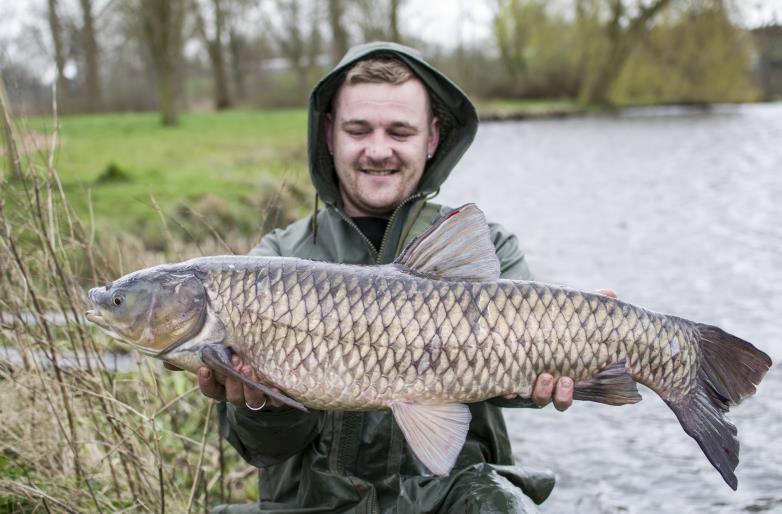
<box><xmin>665</xmin><ymin>324</ymin><xmax>771</xmax><ymax>490</ymax></box>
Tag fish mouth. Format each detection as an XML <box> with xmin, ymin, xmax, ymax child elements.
<box><xmin>84</xmin><ymin>309</ymin><xmax>110</xmax><ymax>330</ymax></box>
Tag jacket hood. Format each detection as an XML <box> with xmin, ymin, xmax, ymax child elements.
<box><xmin>307</xmin><ymin>41</ymin><xmax>478</xmax><ymax>206</ymax></box>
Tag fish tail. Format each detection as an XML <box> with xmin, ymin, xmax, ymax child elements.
<box><xmin>664</xmin><ymin>324</ymin><xmax>771</xmax><ymax>490</ymax></box>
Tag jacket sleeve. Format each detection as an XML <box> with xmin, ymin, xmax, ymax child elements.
<box><xmin>486</xmin><ymin>222</ymin><xmax>541</xmax><ymax>409</ymax></box>
<box><xmin>218</xmin><ymin>403</ymin><xmax>323</xmax><ymax>467</ymax></box>
<box><xmin>488</xmin><ymin>222</ymin><xmax>533</xmax><ymax>281</ymax></box>
<box><xmin>218</xmin><ymin>230</ymin><xmax>323</xmax><ymax>467</ymax></box>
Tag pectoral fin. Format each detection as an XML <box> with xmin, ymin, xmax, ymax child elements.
<box><xmin>199</xmin><ymin>344</ymin><xmax>308</xmax><ymax>412</ymax></box>
<box><xmin>573</xmin><ymin>360</ymin><xmax>642</xmax><ymax>405</ymax></box>
<box><xmin>390</xmin><ymin>401</ymin><xmax>472</xmax><ymax>475</ymax></box>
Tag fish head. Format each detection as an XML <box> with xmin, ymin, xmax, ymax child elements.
<box><xmin>86</xmin><ymin>269</ymin><xmax>207</xmax><ymax>356</ymax></box>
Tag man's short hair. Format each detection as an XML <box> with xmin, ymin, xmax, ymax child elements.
<box><xmin>344</xmin><ymin>56</ymin><xmax>415</xmax><ymax>86</ymax></box>
<box><xmin>334</xmin><ymin>55</ymin><xmax>434</xmax><ymax>120</ymax></box>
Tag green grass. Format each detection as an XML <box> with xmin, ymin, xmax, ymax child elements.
<box><xmin>475</xmin><ymin>98</ymin><xmax>597</xmax><ymax>119</ymax></box>
<box><xmin>7</xmin><ymin>109</ymin><xmax>312</xmax><ymax>248</ymax></box>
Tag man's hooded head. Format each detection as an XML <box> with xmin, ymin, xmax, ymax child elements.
<box><xmin>308</xmin><ymin>42</ymin><xmax>479</xmax><ymax>210</ymax></box>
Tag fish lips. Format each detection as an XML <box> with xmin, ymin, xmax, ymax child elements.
<box><xmin>84</xmin><ymin>308</ymin><xmax>108</xmax><ymax>329</ymax></box>
<box><xmin>85</xmin><ymin>288</ymin><xmax>112</xmax><ymax>331</ymax></box>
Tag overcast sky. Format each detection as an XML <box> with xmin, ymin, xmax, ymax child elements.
<box><xmin>1</xmin><ymin>0</ymin><xmax>780</xmax><ymax>61</ymax></box>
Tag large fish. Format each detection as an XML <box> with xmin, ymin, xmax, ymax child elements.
<box><xmin>86</xmin><ymin>204</ymin><xmax>771</xmax><ymax>489</ymax></box>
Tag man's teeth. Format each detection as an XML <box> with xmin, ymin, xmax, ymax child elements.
<box><xmin>362</xmin><ymin>169</ymin><xmax>397</xmax><ymax>176</ymax></box>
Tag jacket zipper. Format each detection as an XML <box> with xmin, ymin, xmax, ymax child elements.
<box><xmin>374</xmin><ymin>192</ymin><xmax>425</xmax><ymax>264</ymax></box>
<box><xmin>334</xmin><ymin>210</ymin><xmax>379</xmax><ymax>261</ymax></box>
<box><xmin>333</xmin><ymin>192</ymin><xmax>425</xmax><ymax>264</ymax></box>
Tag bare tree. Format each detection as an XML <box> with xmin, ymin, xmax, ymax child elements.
<box><xmin>272</xmin><ymin>0</ymin><xmax>310</xmax><ymax>96</ymax></box>
<box><xmin>389</xmin><ymin>0</ymin><xmax>403</xmax><ymax>43</ymax></box>
<box><xmin>196</xmin><ymin>0</ymin><xmax>232</xmax><ymax>109</ymax></box>
<box><xmin>138</xmin><ymin>0</ymin><xmax>186</xmax><ymax>125</ymax></box>
<box><xmin>48</xmin><ymin>0</ymin><xmax>69</xmax><ymax>112</ymax></box>
<box><xmin>225</xmin><ymin>0</ymin><xmax>253</xmax><ymax>102</ymax></box>
<box><xmin>352</xmin><ymin>0</ymin><xmax>405</xmax><ymax>43</ymax></box>
<box><xmin>328</xmin><ymin>0</ymin><xmax>349</xmax><ymax>64</ymax></box>
<box><xmin>79</xmin><ymin>0</ymin><xmax>102</xmax><ymax>111</ymax></box>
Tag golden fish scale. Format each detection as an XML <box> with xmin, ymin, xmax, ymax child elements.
<box><xmin>202</xmin><ymin>259</ymin><xmax>699</xmax><ymax>410</ymax></box>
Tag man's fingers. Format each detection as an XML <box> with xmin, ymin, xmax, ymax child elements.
<box><xmin>241</xmin><ymin>364</ymin><xmax>283</xmax><ymax>409</ymax></box>
<box><xmin>267</xmin><ymin>388</ymin><xmax>284</xmax><ymax>408</ymax></box>
<box><xmin>198</xmin><ymin>367</ymin><xmax>226</xmax><ymax>401</ymax></box>
<box><xmin>553</xmin><ymin>377</ymin><xmax>574</xmax><ymax>411</ymax></box>
<box><xmin>532</xmin><ymin>373</ymin><xmax>555</xmax><ymax>406</ymax></box>
<box><xmin>596</xmin><ymin>288</ymin><xmax>617</xmax><ymax>298</ymax></box>
<box><xmin>241</xmin><ymin>364</ymin><xmax>265</xmax><ymax>408</ymax></box>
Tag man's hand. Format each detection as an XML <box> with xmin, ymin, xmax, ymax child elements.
<box><xmin>164</xmin><ymin>357</ymin><xmax>284</xmax><ymax>411</ymax></box>
<box><xmin>502</xmin><ymin>288</ymin><xmax>618</xmax><ymax>411</ymax></box>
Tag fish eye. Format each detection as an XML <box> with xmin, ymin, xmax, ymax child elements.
<box><xmin>112</xmin><ymin>294</ymin><xmax>124</xmax><ymax>306</ymax></box>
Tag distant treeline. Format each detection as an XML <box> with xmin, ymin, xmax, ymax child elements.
<box><xmin>1</xmin><ymin>0</ymin><xmax>779</xmax><ymax>124</ymax></box>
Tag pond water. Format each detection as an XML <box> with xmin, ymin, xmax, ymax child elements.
<box><xmin>439</xmin><ymin>103</ymin><xmax>782</xmax><ymax>513</ymax></box>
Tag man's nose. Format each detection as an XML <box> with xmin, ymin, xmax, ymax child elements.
<box><xmin>364</xmin><ymin>133</ymin><xmax>394</xmax><ymax>162</ymax></box>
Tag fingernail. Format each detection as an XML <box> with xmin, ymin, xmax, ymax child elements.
<box><xmin>199</xmin><ymin>368</ymin><xmax>210</xmax><ymax>379</ymax></box>
<box><xmin>231</xmin><ymin>355</ymin><xmax>239</xmax><ymax>366</ymax></box>
<box><xmin>560</xmin><ymin>378</ymin><xmax>573</xmax><ymax>389</ymax></box>
<box><xmin>541</xmin><ymin>376</ymin><xmax>552</xmax><ymax>386</ymax></box>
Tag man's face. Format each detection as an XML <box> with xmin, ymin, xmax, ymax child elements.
<box><xmin>326</xmin><ymin>79</ymin><xmax>439</xmax><ymax>217</ymax></box>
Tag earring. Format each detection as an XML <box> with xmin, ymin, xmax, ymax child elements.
<box><xmin>427</xmin><ymin>153</ymin><xmax>433</xmax><ymax>160</ymax></box>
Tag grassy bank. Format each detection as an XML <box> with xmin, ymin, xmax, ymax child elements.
<box><xmin>5</xmin><ymin>109</ymin><xmax>312</xmax><ymax>251</ymax></box>
<box><xmin>475</xmin><ymin>98</ymin><xmax>597</xmax><ymax>121</ymax></box>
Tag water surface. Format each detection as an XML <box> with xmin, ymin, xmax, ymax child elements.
<box><xmin>440</xmin><ymin>103</ymin><xmax>781</xmax><ymax>513</ymax></box>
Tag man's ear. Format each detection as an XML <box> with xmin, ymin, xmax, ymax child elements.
<box><xmin>427</xmin><ymin>116</ymin><xmax>440</xmax><ymax>157</ymax></box>
<box><xmin>325</xmin><ymin>113</ymin><xmax>334</xmax><ymax>155</ymax></box>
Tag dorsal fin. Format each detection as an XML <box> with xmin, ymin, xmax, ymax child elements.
<box><xmin>394</xmin><ymin>204</ymin><xmax>500</xmax><ymax>282</ymax></box>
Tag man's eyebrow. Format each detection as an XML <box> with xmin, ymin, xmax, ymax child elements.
<box><xmin>342</xmin><ymin>119</ymin><xmax>370</xmax><ymax>126</ymax></box>
<box><xmin>341</xmin><ymin>119</ymin><xmax>418</xmax><ymax>131</ymax></box>
<box><xmin>387</xmin><ymin>121</ymin><xmax>418</xmax><ymax>131</ymax></box>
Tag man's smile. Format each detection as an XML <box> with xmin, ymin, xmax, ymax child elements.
<box><xmin>360</xmin><ymin>168</ymin><xmax>399</xmax><ymax>176</ymax></box>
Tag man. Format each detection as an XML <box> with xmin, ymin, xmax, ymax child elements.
<box><xmin>194</xmin><ymin>42</ymin><xmax>577</xmax><ymax>513</ymax></box>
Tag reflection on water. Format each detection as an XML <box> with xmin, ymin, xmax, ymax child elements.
<box><xmin>440</xmin><ymin>103</ymin><xmax>781</xmax><ymax>513</ymax></box>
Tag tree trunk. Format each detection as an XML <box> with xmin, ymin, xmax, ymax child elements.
<box><xmin>47</xmin><ymin>0</ymin><xmax>69</xmax><ymax>113</ymax></box>
<box><xmin>79</xmin><ymin>0</ymin><xmax>102</xmax><ymax>111</ymax></box>
<box><xmin>139</xmin><ymin>0</ymin><xmax>185</xmax><ymax>126</ymax></box>
<box><xmin>390</xmin><ymin>0</ymin><xmax>402</xmax><ymax>43</ymax></box>
<box><xmin>159</xmin><ymin>62</ymin><xmax>177</xmax><ymax>126</ymax></box>
<box><xmin>228</xmin><ymin>27</ymin><xmax>244</xmax><ymax>101</ymax></box>
<box><xmin>328</xmin><ymin>0</ymin><xmax>348</xmax><ymax>64</ymax></box>
<box><xmin>198</xmin><ymin>0</ymin><xmax>232</xmax><ymax>110</ymax></box>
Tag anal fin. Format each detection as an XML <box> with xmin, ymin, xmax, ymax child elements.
<box><xmin>574</xmin><ymin>360</ymin><xmax>642</xmax><ymax>406</ymax></box>
<box><xmin>390</xmin><ymin>401</ymin><xmax>472</xmax><ymax>475</ymax></box>
<box><xmin>199</xmin><ymin>344</ymin><xmax>308</xmax><ymax>412</ymax></box>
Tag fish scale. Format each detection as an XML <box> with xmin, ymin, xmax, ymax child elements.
<box><xmin>86</xmin><ymin>204</ymin><xmax>770</xmax><ymax>486</ymax></box>
<box><xmin>200</xmin><ymin>263</ymin><xmax>693</xmax><ymax>411</ymax></box>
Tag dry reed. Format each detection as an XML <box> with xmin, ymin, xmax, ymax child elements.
<box><xmin>0</xmin><ymin>81</ymin><xmax>297</xmax><ymax>512</ymax></box>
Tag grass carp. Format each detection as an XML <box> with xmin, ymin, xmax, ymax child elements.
<box><xmin>85</xmin><ymin>204</ymin><xmax>771</xmax><ymax>489</ymax></box>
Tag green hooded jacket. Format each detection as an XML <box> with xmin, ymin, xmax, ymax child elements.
<box><xmin>213</xmin><ymin>42</ymin><xmax>555</xmax><ymax>514</ymax></box>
